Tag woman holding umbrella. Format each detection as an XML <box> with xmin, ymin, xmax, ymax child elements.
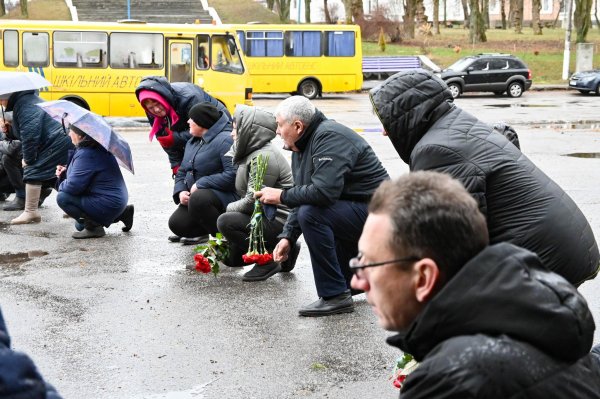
<box><xmin>0</xmin><ymin>88</ymin><xmax>73</xmax><ymax>225</ymax></box>
<box><xmin>56</xmin><ymin>124</ymin><xmax>133</xmax><ymax>239</ymax></box>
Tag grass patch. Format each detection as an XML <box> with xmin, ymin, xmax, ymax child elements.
<box><xmin>210</xmin><ymin>0</ymin><xmax>280</xmax><ymax>24</ymax></box>
<box><xmin>1</xmin><ymin>0</ymin><xmax>70</xmax><ymax>20</ymax></box>
<box><xmin>364</xmin><ymin>27</ymin><xmax>600</xmax><ymax>83</ymax></box>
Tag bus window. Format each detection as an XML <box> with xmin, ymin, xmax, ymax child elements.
<box><xmin>54</xmin><ymin>31</ymin><xmax>108</xmax><ymax>68</ymax></box>
<box><xmin>211</xmin><ymin>35</ymin><xmax>244</xmax><ymax>74</ymax></box>
<box><xmin>197</xmin><ymin>35</ymin><xmax>209</xmax><ymax>70</ymax></box>
<box><xmin>324</xmin><ymin>31</ymin><xmax>355</xmax><ymax>57</ymax></box>
<box><xmin>285</xmin><ymin>31</ymin><xmax>321</xmax><ymax>57</ymax></box>
<box><xmin>110</xmin><ymin>32</ymin><xmax>163</xmax><ymax>69</ymax></box>
<box><xmin>169</xmin><ymin>42</ymin><xmax>192</xmax><ymax>83</ymax></box>
<box><xmin>3</xmin><ymin>30</ymin><xmax>19</xmax><ymax>67</ymax></box>
<box><xmin>23</xmin><ymin>32</ymin><xmax>49</xmax><ymax>67</ymax></box>
<box><xmin>245</xmin><ymin>31</ymin><xmax>283</xmax><ymax>57</ymax></box>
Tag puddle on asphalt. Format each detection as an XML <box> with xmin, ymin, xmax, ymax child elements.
<box><xmin>564</xmin><ymin>152</ymin><xmax>600</xmax><ymax>159</ymax></box>
<box><xmin>0</xmin><ymin>250</ymin><xmax>49</xmax><ymax>266</ymax></box>
<box><xmin>486</xmin><ymin>104</ymin><xmax>556</xmax><ymax>108</ymax></box>
<box><xmin>531</xmin><ymin>122</ymin><xmax>600</xmax><ymax>130</ymax></box>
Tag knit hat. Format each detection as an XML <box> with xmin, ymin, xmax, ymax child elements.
<box><xmin>189</xmin><ymin>102</ymin><xmax>221</xmax><ymax>129</ymax></box>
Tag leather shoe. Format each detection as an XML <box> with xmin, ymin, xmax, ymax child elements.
<box><xmin>168</xmin><ymin>235</ymin><xmax>181</xmax><ymax>243</ymax></box>
<box><xmin>3</xmin><ymin>196</ymin><xmax>25</xmax><ymax>211</ymax></box>
<box><xmin>298</xmin><ymin>290</ymin><xmax>354</xmax><ymax>317</ymax></box>
<box><xmin>242</xmin><ymin>262</ymin><xmax>281</xmax><ymax>282</ymax></box>
<box><xmin>281</xmin><ymin>242</ymin><xmax>301</xmax><ymax>272</ymax></box>
<box><xmin>180</xmin><ymin>235</ymin><xmax>209</xmax><ymax>245</ymax></box>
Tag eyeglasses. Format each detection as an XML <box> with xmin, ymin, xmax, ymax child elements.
<box><xmin>349</xmin><ymin>252</ymin><xmax>420</xmax><ymax>273</ymax></box>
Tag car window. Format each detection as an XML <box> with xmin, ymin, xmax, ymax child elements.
<box><xmin>471</xmin><ymin>60</ymin><xmax>489</xmax><ymax>71</ymax></box>
<box><xmin>508</xmin><ymin>59</ymin><xmax>526</xmax><ymax>69</ymax></box>
<box><xmin>446</xmin><ymin>57</ymin><xmax>475</xmax><ymax>71</ymax></box>
<box><xmin>490</xmin><ymin>59</ymin><xmax>508</xmax><ymax>69</ymax></box>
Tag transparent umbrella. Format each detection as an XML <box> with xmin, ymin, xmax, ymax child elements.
<box><xmin>37</xmin><ymin>100</ymin><xmax>134</xmax><ymax>174</ymax></box>
<box><xmin>0</xmin><ymin>71</ymin><xmax>52</xmax><ymax>121</ymax></box>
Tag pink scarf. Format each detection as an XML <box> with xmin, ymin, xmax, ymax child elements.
<box><xmin>138</xmin><ymin>90</ymin><xmax>179</xmax><ymax>141</ymax></box>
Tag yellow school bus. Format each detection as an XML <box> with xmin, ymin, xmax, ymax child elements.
<box><xmin>231</xmin><ymin>24</ymin><xmax>362</xmax><ymax>99</ymax></box>
<box><xmin>0</xmin><ymin>20</ymin><xmax>253</xmax><ymax>117</ymax></box>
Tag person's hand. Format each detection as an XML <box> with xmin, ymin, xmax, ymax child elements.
<box><xmin>0</xmin><ymin>121</ymin><xmax>8</xmax><ymax>134</ymax></box>
<box><xmin>255</xmin><ymin>187</ymin><xmax>283</xmax><ymax>205</ymax></box>
<box><xmin>190</xmin><ymin>184</ymin><xmax>198</xmax><ymax>194</ymax></box>
<box><xmin>273</xmin><ymin>239</ymin><xmax>291</xmax><ymax>263</ymax></box>
<box><xmin>156</xmin><ymin>127</ymin><xmax>174</xmax><ymax>148</ymax></box>
<box><xmin>21</xmin><ymin>159</ymin><xmax>27</xmax><ymax>168</ymax></box>
<box><xmin>55</xmin><ymin>165</ymin><xmax>66</xmax><ymax>177</ymax></box>
<box><xmin>179</xmin><ymin>191</ymin><xmax>190</xmax><ymax>206</ymax></box>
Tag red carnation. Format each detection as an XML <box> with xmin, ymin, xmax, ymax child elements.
<box><xmin>194</xmin><ymin>254</ymin><xmax>211</xmax><ymax>274</ymax></box>
<box><xmin>393</xmin><ymin>374</ymin><xmax>407</xmax><ymax>389</ymax></box>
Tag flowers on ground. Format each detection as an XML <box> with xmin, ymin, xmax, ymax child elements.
<box><xmin>193</xmin><ymin>233</ymin><xmax>229</xmax><ymax>276</ymax></box>
<box><xmin>391</xmin><ymin>352</ymin><xmax>419</xmax><ymax>389</ymax></box>
<box><xmin>244</xmin><ymin>154</ymin><xmax>273</xmax><ymax>265</ymax></box>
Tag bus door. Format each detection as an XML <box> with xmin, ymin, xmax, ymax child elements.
<box><xmin>166</xmin><ymin>39</ymin><xmax>193</xmax><ymax>83</ymax></box>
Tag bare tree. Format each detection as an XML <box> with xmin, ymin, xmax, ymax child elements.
<box><xmin>1</xmin><ymin>1</ymin><xmax>6</xmax><ymax>17</ymax></box>
<box><xmin>469</xmin><ymin>0</ymin><xmax>487</xmax><ymax>42</ymax></box>
<box><xmin>275</xmin><ymin>0</ymin><xmax>291</xmax><ymax>22</ymax></box>
<box><xmin>304</xmin><ymin>0</ymin><xmax>311</xmax><ymax>22</ymax></box>
<box><xmin>267</xmin><ymin>0</ymin><xmax>275</xmax><ymax>10</ymax></box>
<box><xmin>433</xmin><ymin>0</ymin><xmax>441</xmax><ymax>34</ymax></box>
<box><xmin>416</xmin><ymin>0</ymin><xmax>427</xmax><ymax>25</ymax></box>
<box><xmin>461</xmin><ymin>0</ymin><xmax>470</xmax><ymax>28</ymax></box>
<box><xmin>532</xmin><ymin>0</ymin><xmax>543</xmax><ymax>34</ymax></box>
<box><xmin>324</xmin><ymin>0</ymin><xmax>333</xmax><ymax>23</ymax></box>
<box><xmin>483</xmin><ymin>0</ymin><xmax>490</xmax><ymax>28</ymax></box>
<box><xmin>20</xmin><ymin>0</ymin><xmax>28</xmax><ymax>17</ymax></box>
<box><xmin>551</xmin><ymin>0</ymin><xmax>564</xmax><ymax>28</ymax></box>
<box><xmin>513</xmin><ymin>0</ymin><xmax>523</xmax><ymax>33</ymax></box>
<box><xmin>501</xmin><ymin>0</ymin><xmax>507</xmax><ymax>29</ymax></box>
<box><xmin>574</xmin><ymin>0</ymin><xmax>594</xmax><ymax>42</ymax></box>
<box><xmin>403</xmin><ymin>0</ymin><xmax>417</xmax><ymax>38</ymax></box>
<box><xmin>595</xmin><ymin>0</ymin><xmax>599</xmax><ymax>29</ymax></box>
<box><xmin>342</xmin><ymin>0</ymin><xmax>364</xmax><ymax>23</ymax></box>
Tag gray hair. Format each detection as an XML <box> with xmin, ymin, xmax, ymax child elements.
<box><xmin>369</xmin><ymin>171</ymin><xmax>489</xmax><ymax>285</ymax></box>
<box><xmin>274</xmin><ymin>95</ymin><xmax>316</xmax><ymax>125</ymax></box>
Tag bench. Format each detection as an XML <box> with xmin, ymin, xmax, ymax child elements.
<box><xmin>362</xmin><ymin>56</ymin><xmax>422</xmax><ymax>80</ymax></box>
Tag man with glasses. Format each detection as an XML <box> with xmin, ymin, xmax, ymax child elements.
<box><xmin>351</xmin><ymin>171</ymin><xmax>600</xmax><ymax>398</ymax></box>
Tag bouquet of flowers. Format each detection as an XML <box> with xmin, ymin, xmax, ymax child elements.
<box><xmin>241</xmin><ymin>154</ymin><xmax>273</xmax><ymax>266</ymax></box>
<box><xmin>193</xmin><ymin>233</ymin><xmax>229</xmax><ymax>276</ymax></box>
<box><xmin>391</xmin><ymin>352</ymin><xmax>419</xmax><ymax>389</ymax></box>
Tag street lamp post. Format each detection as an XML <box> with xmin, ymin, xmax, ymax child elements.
<box><xmin>127</xmin><ymin>0</ymin><xmax>131</xmax><ymax>20</ymax></box>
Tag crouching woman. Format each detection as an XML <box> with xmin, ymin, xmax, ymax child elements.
<box><xmin>56</xmin><ymin>125</ymin><xmax>134</xmax><ymax>238</ymax></box>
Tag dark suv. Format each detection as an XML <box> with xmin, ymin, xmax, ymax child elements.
<box><xmin>436</xmin><ymin>54</ymin><xmax>532</xmax><ymax>98</ymax></box>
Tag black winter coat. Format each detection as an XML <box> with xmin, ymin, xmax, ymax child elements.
<box><xmin>6</xmin><ymin>91</ymin><xmax>72</xmax><ymax>182</ymax></box>
<box><xmin>135</xmin><ymin>76</ymin><xmax>231</xmax><ymax>170</ymax></box>
<box><xmin>388</xmin><ymin>243</ymin><xmax>600</xmax><ymax>399</ymax></box>
<box><xmin>0</xmin><ymin>306</ymin><xmax>63</xmax><ymax>399</ymax></box>
<box><xmin>370</xmin><ymin>69</ymin><xmax>599</xmax><ymax>286</ymax></box>
<box><xmin>279</xmin><ymin>110</ymin><xmax>389</xmax><ymax>243</ymax></box>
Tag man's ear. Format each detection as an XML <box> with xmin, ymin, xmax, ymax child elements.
<box><xmin>294</xmin><ymin>120</ymin><xmax>304</xmax><ymax>135</ymax></box>
<box><xmin>413</xmin><ymin>259</ymin><xmax>439</xmax><ymax>303</ymax></box>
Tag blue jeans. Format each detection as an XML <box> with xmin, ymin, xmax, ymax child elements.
<box><xmin>56</xmin><ymin>191</ymin><xmax>86</xmax><ymax>221</ymax></box>
<box><xmin>297</xmin><ymin>201</ymin><xmax>368</xmax><ymax>298</ymax></box>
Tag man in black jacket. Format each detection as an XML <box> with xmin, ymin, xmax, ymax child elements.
<box><xmin>256</xmin><ymin>96</ymin><xmax>389</xmax><ymax>317</ymax></box>
<box><xmin>370</xmin><ymin>69</ymin><xmax>599</xmax><ymax>286</ymax></box>
<box><xmin>351</xmin><ymin>171</ymin><xmax>600</xmax><ymax>398</ymax></box>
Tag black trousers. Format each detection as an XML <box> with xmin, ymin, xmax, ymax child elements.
<box><xmin>217</xmin><ymin>211</ymin><xmax>284</xmax><ymax>267</ymax></box>
<box><xmin>1</xmin><ymin>153</ymin><xmax>24</xmax><ymax>195</ymax></box>
<box><xmin>168</xmin><ymin>189</ymin><xmax>224</xmax><ymax>238</ymax></box>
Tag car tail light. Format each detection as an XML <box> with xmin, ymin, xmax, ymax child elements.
<box><xmin>527</xmin><ymin>69</ymin><xmax>532</xmax><ymax>79</ymax></box>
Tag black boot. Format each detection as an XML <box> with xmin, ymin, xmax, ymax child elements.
<box><xmin>116</xmin><ymin>204</ymin><xmax>134</xmax><ymax>232</ymax></box>
<box><xmin>38</xmin><ymin>187</ymin><xmax>53</xmax><ymax>206</ymax></box>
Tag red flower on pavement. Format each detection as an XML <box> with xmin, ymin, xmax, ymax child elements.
<box><xmin>194</xmin><ymin>253</ymin><xmax>211</xmax><ymax>274</ymax></box>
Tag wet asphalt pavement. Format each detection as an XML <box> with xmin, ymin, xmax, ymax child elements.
<box><xmin>0</xmin><ymin>91</ymin><xmax>599</xmax><ymax>398</ymax></box>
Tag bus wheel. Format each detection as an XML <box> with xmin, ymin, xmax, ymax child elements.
<box><xmin>298</xmin><ymin>79</ymin><xmax>319</xmax><ymax>100</ymax></box>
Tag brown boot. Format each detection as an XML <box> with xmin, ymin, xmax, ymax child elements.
<box><xmin>10</xmin><ymin>184</ymin><xmax>42</xmax><ymax>225</ymax></box>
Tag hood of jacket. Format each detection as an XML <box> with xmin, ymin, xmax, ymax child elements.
<box><xmin>369</xmin><ymin>69</ymin><xmax>454</xmax><ymax>163</ymax></box>
<box><xmin>135</xmin><ymin>76</ymin><xmax>176</xmax><ymax>106</ymax></box>
<box><xmin>387</xmin><ymin>243</ymin><xmax>595</xmax><ymax>363</ymax></box>
<box><xmin>232</xmin><ymin>105</ymin><xmax>276</xmax><ymax>164</ymax></box>
<box><xmin>4</xmin><ymin>89</ymin><xmax>37</xmax><ymax>112</ymax></box>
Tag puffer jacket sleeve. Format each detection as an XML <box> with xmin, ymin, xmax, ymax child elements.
<box><xmin>226</xmin><ymin>159</ymin><xmax>255</xmax><ymax>215</ymax></box>
<box><xmin>195</xmin><ymin>135</ymin><xmax>236</xmax><ymax>192</ymax></box>
<box><xmin>411</xmin><ymin>144</ymin><xmax>488</xmax><ymax>217</ymax></box>
<box><xmin>283</xmin><ymin>131</ymin><xmax>358</xmax><ymax>207</ymax></box>
<box><xmin>399</xmin><ymin>361</ymin><xmax>477</xmax><ymax>399</ymax></box>
<box><xmin>14</xmin><ymin>103</ymin><xmax>44</xmax><ymax>166</ymax></box>
<box><xmin>0</xmin><ymin>139</ymin><xmax>21</xmax><ymax>157</ymax></box>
